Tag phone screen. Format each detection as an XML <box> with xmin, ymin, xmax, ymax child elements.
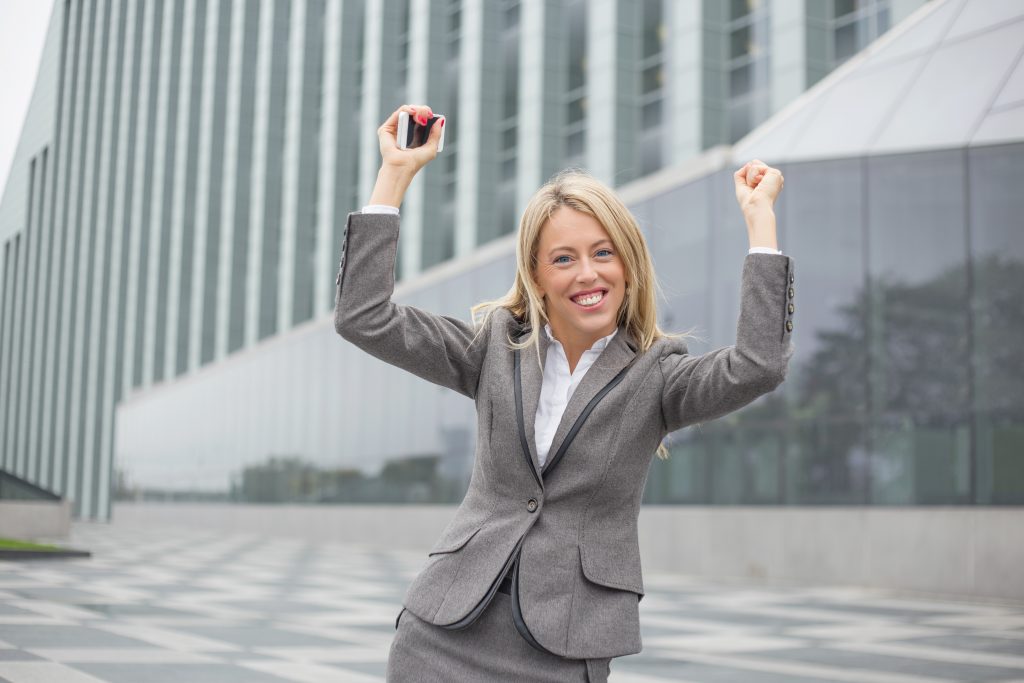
<box><xmin>404</xmin><ymin>116</ymin><xmax>440</xmax><ymax>149</ymax></box>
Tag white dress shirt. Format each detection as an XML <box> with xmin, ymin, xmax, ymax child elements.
<box><xmin>534</xmin><ymin>323</ymin><xmax>618</xmax><ymax>466</ymax></box>
<box><xmin>358</xmin><ymin>203</ymin><xmax>782</xmax><ymax>464</ymax></box>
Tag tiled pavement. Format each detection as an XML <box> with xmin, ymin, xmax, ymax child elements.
<box><xmin>1</xmin><ymin>523</ymin><xmax>1023</xmax><ymax>682</ymax></box>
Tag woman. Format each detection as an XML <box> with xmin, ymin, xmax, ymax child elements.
<box><xmin>335</xmin><ymin>104</ymin><xmax>794</xmax><ymax>682</ymax></box>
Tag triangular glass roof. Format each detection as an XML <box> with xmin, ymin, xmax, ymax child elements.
<box><xmin>733</xmin><ymin>0</ymin><xmax>1024</xmax><ymax>164</ymax></box>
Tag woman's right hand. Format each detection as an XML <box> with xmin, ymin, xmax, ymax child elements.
<box><xmin>377</xmin><ymin>104</ymin><xmax>444</xmax><ymax>174</ymax></box>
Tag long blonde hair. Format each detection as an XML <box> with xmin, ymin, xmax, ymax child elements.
<box><xmin>470</xmin><ymin>168</ymin><xmax>695</xmax><ymax>460</ymax></box>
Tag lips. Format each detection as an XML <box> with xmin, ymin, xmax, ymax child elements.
<box><xmin>570</xmin><ymin>288</ymin><xmax>608</xmax><ymax>308</ymax></box>
<box><xmin>570</xmin><ymin>288</ymin><xmax>606</xmax><ymax>301</ymax></box>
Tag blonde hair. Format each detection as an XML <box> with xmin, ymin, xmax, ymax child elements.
<box><xmin>470</xmin><ymin>168</ymin><xmax>696</xmax><ymax>460</ymax></box>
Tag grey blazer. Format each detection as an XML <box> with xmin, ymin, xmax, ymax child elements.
<box><xmin>334</xmin><ymin>212</ymin><xmax>795</xmax><ymax>659</ymax></box>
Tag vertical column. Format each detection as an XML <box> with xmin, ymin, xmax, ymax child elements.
<box><xmin>172</xmin><ymin>0</ymin><xmax>208</xmax><ymax>377</ymax></box>
<box><xmin>291</xmin><ymin>0</ymin><xmax>324</xmax><ymax>325</ymax></box>
<box><xmin>80</xmin><ymin>0</ymin><xmax>124</xmax><ymax>518</ymax></box>
<box><xmin>358</xmin><ymin>0</ymin><xmax>402</xmax><ymax>209</ymax></box>
<box><xmin>41</xmin><ymin>0</ymin><xmax>83</xmax><ymax>494</ymax></box>
<box><xmin>56</xmin><ymin>0</ymin><xmax>100</xmax><ymax>506</ymax></box>
<box><xmin>770</xmin><ymin>0</ymin><xmax>806</xmax><ymax>115</ymax></box>
<box><xmin>165</xmin><ymin>0</ymin><xmax>199</xmax><ymax>381</ymax></box>
<box><xmin>69</xmin><ymin>0</ymin><xmax>112</xmax><ymax>514</ymax></box>
<box><xmin>665</xmin><ymin>0</ymin><xmax>703</xmax><ymax>165</ymax></box>
<box><xmin>317</xmin><ymin>0</ymin><xmax>341</xmax><ymax>308</ymax></box>
<box><xmin>517</xmin><ymin>0</ymin><xmax>565</xmax><ymax>219</ymax></box>
<box><xmin>243</xmin><ymin>0</ymin><xmax>274</xmax><ymax>347</ymax></box>
<box><xmin>146</xmin><ymin>0</ymin><xmax>186</xmax><ymax>385</ymax></box>
<box><xmin>214</xmin><ymin>0</ymin><xmax>241</xmax><ymax>360</ymax></box>
<box><xmin>121</xmin><ymin>0</ymin><xmax>156</xmax><ymax>401</ymax></box>
<box><xmin>12</xmin><ymin>154</ymin><xmax>39</xmax><ymax>478</ymax></box>
<box><xmin>216</xmin><ymin>0</ymin><xmax>255</xmax><ymax>358</ymax></box>
<box><xmin>402</xmin><ymin>0</ymin><xmax>446</xmax><ymax>278</ymax></box>
<box><xmin>0</xmin><ymin>236</ymin><xmax>21</xmax><ymax>474</ymax></box>
<box><xmin>278</xmin><ymin>0</ymin><xmax>305</xmax><ymax>331</ymax></box>
<box><xmin>454</xmin><ymin>0</ymin><xmax>501</xmax><ymax>254</ymax></box>
<box><xmin>0</xmin><ymin>239</ymin><xmax>9</xmax><ymax>471</ymax></box>
<box><xmin>28</xmin><ymin>148</ymin><xmax>51</xmax><ymax>484</ymax></box>
<box><xmin>321</xmin><ymin>0</ymin><xmax>362</xmax><ymax>310</ymax></box>
<box><xmin>190</xmin><ymin>0</ymin><xmax>227</xmax><ymax>370</ymax></box>
<box><xmin>586</xmin><ymin>0</ymin><xmax>641</xmax><ymax>186</ymax></box>
<box><xmin>101</xmin><ymin>0</ymin><xmax>142</xmax><ymax>520</ymax></box>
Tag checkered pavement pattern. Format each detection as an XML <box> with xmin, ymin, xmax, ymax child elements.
<box><xmin>0</xmin><ymin>522</ymin><xmax>1022</xmax><ymax>682</ymax></box>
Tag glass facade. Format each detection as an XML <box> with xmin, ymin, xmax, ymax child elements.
<box><xmin>114</xmin><ymin>142</ymin><xmax>1024</xmax><ymax>506</ymax></box>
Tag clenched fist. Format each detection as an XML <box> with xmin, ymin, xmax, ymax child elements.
<box><xmin>734</xmin><ymin>159</ymin><xmax>784</xmax><ymax>219</ymax></box>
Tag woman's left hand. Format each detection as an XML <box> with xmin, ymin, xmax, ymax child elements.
<box><xmin>734</xmin><ymin>159</ymin><xmax>784</xmax><ymax>219</ymax></box>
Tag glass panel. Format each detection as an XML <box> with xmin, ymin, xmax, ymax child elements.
<box><xmin>639</xmin><ymin>131</ymin><xmax>661</xmax><ymax>176</ymax></box>
<box><xmin>566</xmin><ymin>129</ymin><xmax>584</xmax><ymax>156</ymax></box>
<box><xmin>503</xmin><ymin>125</ymin><xmax>517</xmax><ymax>150</ymax></box>
<box><xmin>968</xmin><ymin>143</ymin><xmax>1024</xmax><ymax>504</ymax></box>
<box><xmin>641</xmin><ymin>98</ymin><xmax>661</xmax><ymax>128</ymax></box>
<box><xmin>730</xmin><ymin>25</ymin><xmax>750</xmax><ymax>59</ymax></box>
<box><xmin>730</xmin><ymin>64</ymin><xmax>751</xmax><ymax>97</ymax></box>
<box><xmin>642</xmin><ymin>0</ymin><xmax>663</xmax><ymax>59</ymax></box>
<box><xmin>874</xmin><ymin>24</ymin><xmax>1024</xmax><ymax>151</ymax></box>
<box><xmin>835</xmin><ymin>21</ymin><xmax>857</xmax><ymax>62</ymax></box>
<box><xmin>866</xmin><ymin>149</ymin><xmax>970</xmax><ymax>505</ymax></box>
<box><xmin>567</xmin><ymin>97</ymin><xmax>585</xmax><ymax>125</ymax></box>
<box><xmin>567</xmin><ymin>0</ymin><xmax>586</xmax><ymax>91</ymax></box>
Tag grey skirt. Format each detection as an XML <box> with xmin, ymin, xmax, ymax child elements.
<box><xmin>386</xmin><ymin>591</ymin><xmax>613</xmax><ymax>683</ymax></box>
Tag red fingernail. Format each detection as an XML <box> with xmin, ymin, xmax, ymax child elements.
<box><xmin>440</xmin><ymin>118</ymin><xmax>445</xmax><ymax>128</ymax></box>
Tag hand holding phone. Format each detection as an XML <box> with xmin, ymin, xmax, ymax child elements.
<box><xmin>398</xmin><ymin>111</ymin><xmax>446</xmax><ymax>153</ymax></box>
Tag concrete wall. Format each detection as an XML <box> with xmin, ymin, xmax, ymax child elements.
<box><xmin>0</xmin><ymin>500</ymin><xmax>71</xmax><ymax>539</ymax></box>
<box><xmin>110</xmin><ymin>503</ymin><xmax>1024</xmax><ymax>602</ymax></box>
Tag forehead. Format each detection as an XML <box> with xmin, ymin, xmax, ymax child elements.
<box><xmin>538</xmin><ymin>206</ymin><xmax>611</xmax><ymax>247</ymax></box>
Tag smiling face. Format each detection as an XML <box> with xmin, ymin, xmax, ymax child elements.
<box><xmin>532</xmin><ymin>206</ymin><xmax>627</xmax><ymax>348</ymax></box>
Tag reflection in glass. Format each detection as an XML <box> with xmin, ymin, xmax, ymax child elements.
<box><xmin>116</xmin><ymin>146</ymin><xmax>1024</xmax><ymax>507</ymax></box>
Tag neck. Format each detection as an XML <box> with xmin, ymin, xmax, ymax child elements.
<box><xmin>546</xmin><ymin>319</ymin><xmax>616</xmax><ymax>373</ymax></box>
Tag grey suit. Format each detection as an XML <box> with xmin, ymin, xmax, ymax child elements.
<box><xmin>334</xmin><ymin>212</ymin><xmax>795</xmax><ymax>661</ymax></box>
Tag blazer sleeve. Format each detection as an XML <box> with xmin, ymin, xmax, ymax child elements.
<box><xmin>659</xmin><ymin>252</ymin><xmax>795</xmax><ymax>433</ymax></box>
<box><xmin>334</xmin><ymin>211</ymin><xmax>489</xmax><ymax>399</ymax></box>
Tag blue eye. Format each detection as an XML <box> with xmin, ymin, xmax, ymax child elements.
<box><xmin>554</xmin><ymin>255</ymin><xmax>571</xmax><ymax>264</ymax></box>
<box><xmin>596</xmin><ymin>249</ymin><xmax>613</xmax><ymax>257</ymax></box>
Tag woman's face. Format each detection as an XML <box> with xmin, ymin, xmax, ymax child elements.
<box><xmin>533</xmin><ymin>206</ymin><xmax>626</xmax><ymax>345</ymax></box>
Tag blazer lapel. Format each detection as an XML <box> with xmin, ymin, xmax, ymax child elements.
<box><xmin>516</xmin><ymin>326</ymin><xmax>549</xmax><ymax>486</ymax></box>
<box><xmin>515</xmin><ymin>322</ymin><xmax>639</xmax><ymax>482</ymax></box>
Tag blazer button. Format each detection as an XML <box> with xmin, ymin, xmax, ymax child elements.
<box><xmin>788</xmin><ymin>302</ymin><xmax>795</xmax><ymax>314</ymax></box>
<box><xmin>786</xmin><ymin>320</ymin><xmax>793</xmax><ymax>332</ymax></box>
<box><xmin>526</xmin><ymin>499</ymin><xmax>538</xmax><ymax>513</ymax></box>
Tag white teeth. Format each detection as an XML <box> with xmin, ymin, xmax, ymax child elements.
<box><xmin>573</xmin><ymin>291</ymin><xmax>604</xmax><ymax>306</ymax></box>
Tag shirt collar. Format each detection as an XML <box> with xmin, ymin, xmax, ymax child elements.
<box><xmin>543</xmin><ymin>322</ymin><xmax>618</xmax><ymax>352</ymax></box>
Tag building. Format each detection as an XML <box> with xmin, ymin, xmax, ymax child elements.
<box><xmin>4</xmin><ymin>0</ymin><xmax>1017</xmax><ymax>524</ymax></box>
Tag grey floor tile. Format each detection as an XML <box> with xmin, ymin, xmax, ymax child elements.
<box><xmin>1</xmin><ymin>521</ymin><xmax>1021</xmax><ymax>683</ymax></box>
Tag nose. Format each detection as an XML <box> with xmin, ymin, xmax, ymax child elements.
<box><xmin>576</xmin><ymin>257</ymin><xmax>598</xmax><ymax>282</ymax></box>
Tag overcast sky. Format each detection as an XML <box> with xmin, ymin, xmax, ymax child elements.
<box><xmin>0</xmin><ymin>2</ymin><xmax>55</xmax><ymax>194</ymax></box>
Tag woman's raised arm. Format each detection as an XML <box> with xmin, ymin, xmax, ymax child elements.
<box><xmin>659</xmin><ymin>160</ymin><xmax>794</xmax><ymax>432</ymax></box>
<box><xmin>334</xmin><ymin>105</ymin><xmax>488</xmax><ymax>399</ymax></box>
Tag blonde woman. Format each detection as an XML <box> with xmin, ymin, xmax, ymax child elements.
<box><xmin>335</xmin><ymin>104</ymin><xmax>794</xmax><ymax>682</ymax></box>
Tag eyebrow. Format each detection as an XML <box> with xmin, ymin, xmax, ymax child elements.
<box><xmin>548</xmin><ymin>239</ymin><xmax>613</xmax><ymax>256</ymax></box>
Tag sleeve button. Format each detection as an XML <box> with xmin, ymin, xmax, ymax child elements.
<box><xmin>788</xmin><ymin>303</ymin><xmax>795</xmax><ymax>314</ymax></box>
<box><xmin>788</xmin><ymin>287</ymin><xmax>795</xmax><ymax>299</ymax></box>
<box><xmin>786</xmin><ymin>320</ymin><xmax>793</xmax><ymax>332</ymax></box>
